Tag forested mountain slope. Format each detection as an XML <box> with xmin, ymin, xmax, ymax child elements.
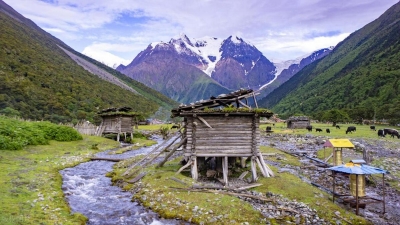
<box><xmin>0</xmin><ymin>1</ymin><xmax>177</xmax><ymax>123</ymax></box>
<box><xmin>258</xmin><ymin>2</ymin><xmax>400</xmax><ymax>122</ymax></box>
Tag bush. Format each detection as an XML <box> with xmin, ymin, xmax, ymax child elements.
<box><xmin>0</xmin><ymin>115</ymin><xmax>82</xmax><ymax>150</ymax></box>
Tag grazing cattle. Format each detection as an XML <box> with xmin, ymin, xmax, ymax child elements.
<box><xmin>306</xmin><ymin>125</ymin><xmax>313</xmax><ymax>132</ymax></box>
<box><xmin>377</xmin><ymin>129</ymin><xmax>385</xmax><ymax>137</ymax></box>
<box><xmin>346</xmin><ymin>126</ymin><xmax>357</xmax><ymax>134</ymax></box>
<box><xmin>171</xmin><ymin>124</ymin><xmax>181</xmax><ymax>129</ymax></box>
<box><xmin>316</xmin><ymin>128</ymin><xmax>322</xmax><ymax>132</ymax></box>
<box><xmin>370</xmin><ymin>125</ymin><xmax>376</xmax><ymax>131</ymax></box>
<box><xmin>266</xmin><ymin>126</ymin><xmax>273</xmax><ymax>133</ymax></box>
<box><xmin>383</xmin><ymin>128</ymin><xmax>400</xmax><ymax>138</ymax></box>
<box><xmin>326</xmin><ymin>128</ymin><xmax>330</xmax><ymax>133</ymax></box>
<box><xmin>336</xmin><ymin>125</ymin><xmax>340</xmax><ymax>129</ymax></box>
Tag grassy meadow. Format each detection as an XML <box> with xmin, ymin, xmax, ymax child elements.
<box><xmin>1</xmin><ymin>120</ymin><xmax>398</xmax><ymax>224</ymax></box>
<box><xmin>109</xmin><ymin>122</ymin><xmax>398</xmax><ymax>225</ymax></box>
<box><xmin>259</xmin><ymin>121</ymin><xmax>400</xmax><ymax>139</ymax></box>
<box><xmin>0</xmin><ymin>133</ymin><xmax>120</xmax><ymax>225</ymax></box>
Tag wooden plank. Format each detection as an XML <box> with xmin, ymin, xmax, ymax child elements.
<box><xmin>157</xmin><ymin>137</ymin><xmax>188</xmax><ymax>167</ymax></box>
<box><xmin>251</xmin><ymin>158</ymin><xmax>258</xmax><ymax>182</ymax></box>
<box><xmin>256</xmin><ymin>156</ymin><xmax>268</xmax><ymax>177</ymax></box>
<box><xmin>234</xmin><ymin>183</ymin><xmax>263</xmax><ymax>191</ymax></box>
<box><xmin>194</xmin><ymin>141</ymin><xmax>253</xmax><ymax>146</ymax></box>
<box><xmin>193</xmin><ymin>153</ymin><xmax>254</xmax><ymax>157</ymax></box>
<box><xmin>192</xmin><ymin>130</ymin><xmax>254</xmax><ymax>134</ymax></box>
<box><xmin>90</xmin><ymin>157</ymin><xmax>122</xmax><ymax>162</ymax></box>
<box><xmin>191</xmin><ymin>146</ymin><xmax>252</xmax><ymax>150</ymax></box>
<box><xmin>127</xmin><ymin>172</ymin><xmax>147</xmax><ymax>183</ymax></box>
<box><xmin>186</xmin><ymin>125</ymin><xmax>253</xmax><ymax>130</ymax></box>
<box><xmin>238</xmin><ymin>171</ymin><xmax>249</xmax><ymax>180</ymax></box>
<box><xmin>192</xmin><ymin>157</ymin><xmax>198</xmax><ymax>180</ymax></box>
<box><xmin>223</xmin><ymin>156</ymin><xmax>228</xmax><ymax>185</ymax></box>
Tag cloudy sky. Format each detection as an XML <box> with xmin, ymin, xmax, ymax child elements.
<box><xmin>4</xmin><ymin>0</ymin><xmax>398</xmax><ymax>67</ymax></box>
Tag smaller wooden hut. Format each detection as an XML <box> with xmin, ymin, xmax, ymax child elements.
<box><xmin>323</xmin><ymin>139</ymin><xmax>355</xmax><ymax>166</ymax></box>
<box><xmin>170</xmin><ymin>89</ymin><xmax>274</xmax><ymax>185</ymax></box>
<box><xmin>96</xmin><ymin>107</ymin><xmax>137</xmax><ymax>142</ymax></box>
<box><xmin>286</xmin><ymin>116</ymin><xmax>310</xmax><ymax>129</ymax></box>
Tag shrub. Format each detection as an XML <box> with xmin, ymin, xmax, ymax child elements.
<box><xmin>0</xmin><ymin>115</ymin><xmax>82</xmax><ymax>150</ymax></box>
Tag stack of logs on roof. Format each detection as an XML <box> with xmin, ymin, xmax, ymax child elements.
<box><xmin>171</xmin><ymin>89</ymin><xmax>260</xmax><ymax>117</ymax></box>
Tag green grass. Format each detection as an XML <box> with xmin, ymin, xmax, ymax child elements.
<box><xmin>260</xmin><ymin>122</ymin><xmax>400</xmax><ymax>140</ymax></box>
<box><xmin>0</xmin><ymin>135</ymin><xmax>120</xmax><ymax>225</ymax></box>
<box><xmin>109</xmin><ymin>143</ymin><xmax>371</xmax><ymax>225</ymax></box>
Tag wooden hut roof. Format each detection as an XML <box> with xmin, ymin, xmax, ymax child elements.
<box><xmin>98</xmin><ymin>107</ymin><xmax>138</xmax><ymax>116</ymax></box>
<box><xmin>171</xmin><ymin>89</ymin><xmax>273</xmax><ymax>118</ymax></box>
<box><xmin>287</xmin><ymin>116</ymin><xmax>309</xmax><ymax>121</ymax></box>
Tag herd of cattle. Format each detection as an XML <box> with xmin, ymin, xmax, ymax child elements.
<box><xmin>265</xmin><ymin>124</ymin><xmax>400</xmax><ymax>138</ymax></box>
<box><xmin>301</xmin><ymin>125</ymin><xmax>400</xmax><ymax>138</ymax></box>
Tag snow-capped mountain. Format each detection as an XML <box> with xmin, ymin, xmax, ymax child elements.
<box><xmin>256</xmin><ymin>47</ymin><xmax>334</xmax><ymax>100</ymax></box>
<box><xmin>116</xmin><ymin>34</ymin><xmax>277</xmax><ymax>103</ymax></box>
<box><xmin>116</xmin><ymin>33</ymin><xmax>333</xmax><ymax>104</ymax></box>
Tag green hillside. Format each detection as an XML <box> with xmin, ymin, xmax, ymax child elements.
<box><xmin>259</xmin><ymin>2</ymin><xmax>400</xmax><ymax>123</ymax></box>
<box><xmin>0</xmin><ymin>7</ymin><xmax>177</xmax><ymax>123</ymax></box>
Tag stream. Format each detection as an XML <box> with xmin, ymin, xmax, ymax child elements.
<box><xmin>60</xmin><ymin>136</ymin><xmax>188</xmax><ymax>225</ymax></box>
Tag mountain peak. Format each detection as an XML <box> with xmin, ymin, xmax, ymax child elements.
<box><xmin>229</xmin><ymin>35</ymin><xmax>244</xmax><ymax>44</ymax></box>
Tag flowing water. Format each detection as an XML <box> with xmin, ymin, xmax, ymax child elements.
<box><xmin>60</xmin><ymin>136</ymin><xmax>189</xmax><ymax>225</ymax></box>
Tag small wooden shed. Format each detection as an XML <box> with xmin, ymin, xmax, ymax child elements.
<box><xmin>171</xmin><ymin>89</ymin><xmax>274</xmax><ymax>185</ymax></box>
<box><xmin>96</xmin><ymin>107</ymin><xmax>137</xmax><ymax>142</ymax></box>
<box><xmin>286</xmin><ymin>116</ymin><xmax>310</xmax><ymax>129</ymax></box>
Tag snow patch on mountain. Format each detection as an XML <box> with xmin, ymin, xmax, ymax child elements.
<box><xmin>272</xmin><ymin>55</ymin><xmax>305</xmax><ymax>75</ymax></box>
<box><xmin>169</xmin><ymin>34</ymin><xmax>222</xmax><ymax>76</ymax></box>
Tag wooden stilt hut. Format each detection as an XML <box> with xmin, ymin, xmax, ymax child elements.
<box><xmin>170</xmin><ymin>89</ymin><xmax>274</xmax><ymax>185</ymax></box>
<box><xmin>96</xmin><ymin>107</ymin><xmax>137</xmax><ymax>142</ymax></box>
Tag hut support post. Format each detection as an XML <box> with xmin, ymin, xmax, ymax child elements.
<box><xmin>258</xmin><ymin>153</ymin><xmax>274</xmax><ymax>177</ymax></box>
<box><xmin>191</xmin><ymin>157</ymin><xmax>198</xmax><ymax>180</ymax></box>
<box><xmin>250</xmin><ymin>157</ymin><xmax>258</xmax><ymax>182</ymax></box>
<box><xmin>117</xmin><ymin>133</ymin><xmax>120</xmax><ymax>142</ymax></box>
<box><xmin>332</xmin><ymin>171</ymin><xmax>336</xmax><ymax>203</ymax></box>
<box><xmin>255</xmin><ymin>156</ymin><xmax>268</xmax><ymax>177</ymax></box>
<box><xmin>383</xmin><ymin>173</ymin><xmax>386</xmax><ymax>214</ymax></box>
<box><xmin>356</xmin><ymin>174</ymin><xmax>359</xmax><ymax>215</ymax></box>
<box><xmin>223</xmin><ymin>156</ymin><xmax>228</xmax><ymax>185</ymax></box>
<box><xmin>241</xmin><ymin>157</ymin><xmax>247</xmax><ymax>168</ymax></box>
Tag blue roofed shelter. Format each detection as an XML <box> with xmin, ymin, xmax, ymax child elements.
<box><xmin>327</xmin><ymin>160</ymin><xmax>388</xmax><ymax>215</ymax></box>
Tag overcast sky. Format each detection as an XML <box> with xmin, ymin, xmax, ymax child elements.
<box><xmin>3</xmin><ymin>0</ymin><xmax>398</xmax><ymax>67</ymax></box>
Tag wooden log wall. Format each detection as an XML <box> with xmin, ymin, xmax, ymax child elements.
<box><xmin>101</xmin><ymin>116</ymin><xmax>134</xmax><ymax>134</ymax></box>
<box><xmin>288</xmin><ymin>121</ymin><xmax>310</xmax><ymax>129</ymax></box>
<box><xmin>184</xmin><ymin>115</ymin><xmax>260</xmax><ymax>156</ymax></box>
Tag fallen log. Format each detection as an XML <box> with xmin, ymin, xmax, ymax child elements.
<box><xmin>234</xmin><ymin>183</ymin><xmax>263</xmax><ymax>191</ymax></box>
<box><xmin>169</xmin><ymin>177</ymin><xmax>188</xmax><ymax>186</ymax></box>
<box><xmin>90</xmin><ymin>157</ymin><xmax>122</xmax><ymax>162</ymax></box>
<box><xmin>170</xmin><ymin>187</ymin><xmax>274</xmax><ymax>202</ymax></box>
<box><xmin>127</xmin><ymin>172</ymin><xmax>147</xmax><ymax>183</ymax></box>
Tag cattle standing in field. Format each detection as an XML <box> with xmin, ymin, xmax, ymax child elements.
<box><xmin>370</xmin><ymin>125</ymin><xmax>376</xmax><ymax>131</ymax></box>
<box><xmin>383</xmin><ymin>128</ymin><xmax>400</xmax><ymax>138</ymax></box>
<box><xmin>326</xmin><ymin>128</ymin><xmax>330</xmax><ymax>133</ymax></box>
<box><xmin>171</xmin><ymin>124</ymin><xmax>181</xmax><ymax>129</ymax></box>
<box><xmin>346</xmin><ymin>126</ymin><xmax>356</xmax><ymax>134</ymax></box>
<box><xmin>378</xmin><ymin>129</ymin><xmax>385</xmax><ymax>137</ymax></box>
<box><xmin>306</xmin><ymin>125</ymin><xmax>313</xmax><ymax>132</ymax></box>
<box><xmin>336</xmin><ymin>125</ymin><xmax>340</xmax><ymax>129</ymax></box>
<box><xmin>316</xmin><ymin>128</ymin><xmax>322</xmax><ymax>132</ymax></box>
<box><xmin>266</xmin><ymin>126</ymin><xmax>273</xmax><ymax>133</ymax></box>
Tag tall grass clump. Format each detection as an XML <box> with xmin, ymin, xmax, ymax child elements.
<box><xmin>0</xmin><ymin>115</ymin><xmax>82</xmax><ymax>150</ymax></box>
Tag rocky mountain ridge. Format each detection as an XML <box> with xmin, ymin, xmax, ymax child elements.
<box><xmin>117</xmin><ymin>34</ymin><xmax>332</xmax><ymax>104</ymax></box>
